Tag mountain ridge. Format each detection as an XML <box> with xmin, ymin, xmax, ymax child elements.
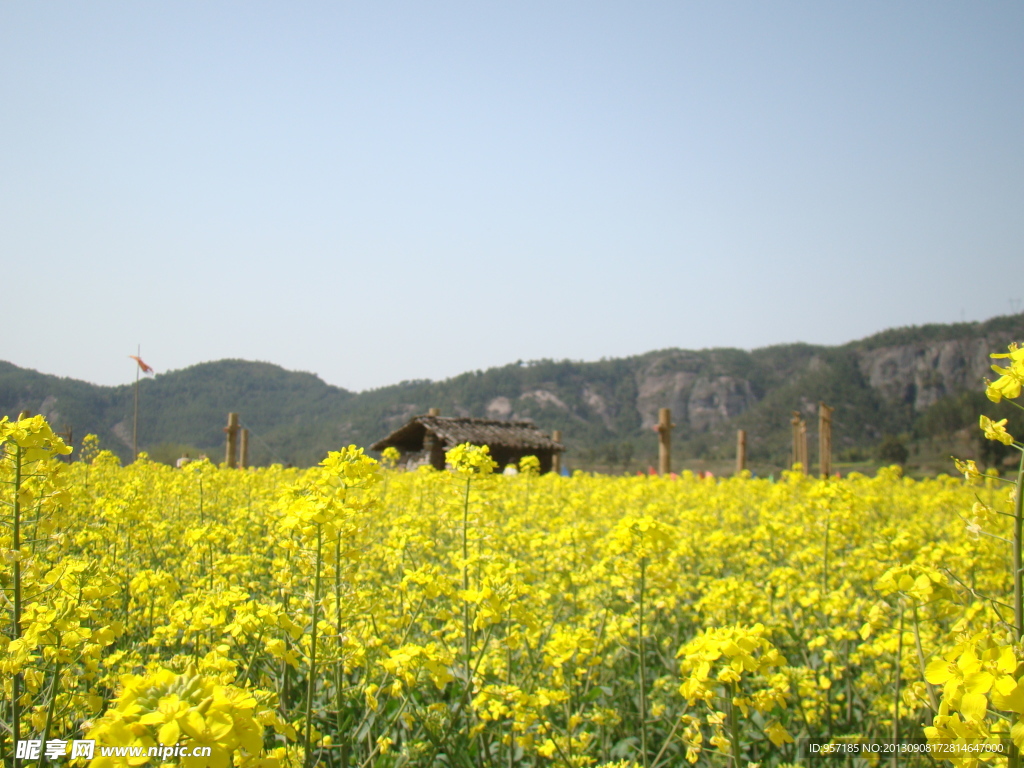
<box><xmin>4</xmin><ymin>314</ymin><xmax>1024</xmax><ymax>471</ymax></box>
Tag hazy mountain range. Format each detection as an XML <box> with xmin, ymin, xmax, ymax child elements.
<box><xmin>4</xmin><ymin>314</ymin><xmax>1024</xmax><ymax>471</ymax></box>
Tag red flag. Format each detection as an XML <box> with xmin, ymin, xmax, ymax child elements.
<box><xmin>129</xmin><ymin>355</ymin><xmax>154</xmax><ymax>374</ymax></box>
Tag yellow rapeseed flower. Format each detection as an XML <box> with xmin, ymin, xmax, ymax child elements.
<box><xmin>445</xmin><ymin>443</ymin><xmax>498</xmax><ymax>474</ymax></box>
<box><xmin>980</xmin><ymin>414</ymin><xmax>1015</xmax><ymax>445</ymax></box>
<box><xmin>953</xmin><ymin>457</ymin><xmax>983</xmax><ymax>483</ymax></box>
<box><xmin>985</xmin><ymin>343</ymin><xmax>1024</xmax><ymax>402</ymax></box>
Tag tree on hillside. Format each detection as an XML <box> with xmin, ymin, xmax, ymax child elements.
<box><xmin>875</xmin><ymin>435</ymin><xmax>909</xmax><ymax>466</ymax></box>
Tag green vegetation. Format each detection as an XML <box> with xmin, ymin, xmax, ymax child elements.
<box><xmin>875</xmin><ymin>435</ymin><xmax>909</xmax><ymax>466</ymax></box>
<box><xmin>3</xmin><ymin>314</ymin><xmax>1024</xmax><ymax>473</ymax></box>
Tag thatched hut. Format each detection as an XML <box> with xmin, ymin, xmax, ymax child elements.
<box><xmin>371</xmin><ymin>415</ymin><xmax>564</xmax><ymax>473</ymax></box>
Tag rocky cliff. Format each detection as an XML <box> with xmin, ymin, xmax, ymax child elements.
<box><xmin>858</xmin><ymin>337</ymin><xmax>998</xmax><ymax>412</ymax></box>
<box><xmin>2</xmin><ymin>314</ymin><xmax>1023</xmax><ymax>466</ymax></box>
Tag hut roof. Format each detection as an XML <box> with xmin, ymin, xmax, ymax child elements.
<box><xmin>371</xmin><ymin>415</ymin><xmax>564</xmax><ymax>453</ymax></box>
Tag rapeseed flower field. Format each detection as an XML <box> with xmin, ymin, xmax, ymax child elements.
<box><xmin>2</xmin><ymin>344</ymin><xmax>1024</xmax><ymax>768</ymax></box>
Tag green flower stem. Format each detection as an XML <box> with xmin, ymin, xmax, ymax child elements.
<box><xmin>11</xmin><ymin>443</ymin><xmax>22</xmax><ymax>750</ymax></box>
<box><xmin>639</xmin><ymin>554</ymin><xmax>649</xmax><ymax>768</ymax></box>
<box><xmin>728</xmin><ymin>688</ymin><xmax>741</xmax><ymax>768</ymax></box>
<box><xmin>38</xmin><ymin>659</ymin><xmax>62</xmax><ymax>768</ymax></box>
<box><xmin>911</xmin><ymin>604</ymin><xmax>939</xmax><ymax>712</ymax></box>
<box><xmin>462</xmin><ymin>474</ymin><xmax>473</xmax><ymax>691</ymax></box>
<box><xmin>335</xmin><ymin>533</ymin><xmax>345</xmax><ymax>750</ymax></box>
<box><xmin>304</xmin><ymin>524</ymin><xmax>324</xmax><ymax>768</ymax></box>
<box><xmin>237</xmin><ymin>627</ymin><xmax>266</xmax><ymax>687</ymax></box>
<box><xmin>507</xmin><ymin>640</ymin><xmax>515</xmax><ymax>768</ymax></box>
<box><xmin>1010</xmin><ymin>449</ymin><xmax>1023</xmax><ymax>768</ymax></box>
<box><xmin>822</xmin><ymin>511</ymin><xmax>831</xmax><ymax>597</ymax></box>
<box><xmin>459</xmin><ymin>472</ymin><xmax>482</xmax><ymax>765</ymax></box>
<box><xmin>424</xmin><ymin>625</ymin><xmax>496</xmax><ymax>767</ymax></box>
<box><xmin>892</xmin><ymin>604</ymin><xmax>903</xmax><ymax>768</ymax></box>
<box><xmin>1014</xmin><ymin>449</ymin><xmax>1023</xmax><ymax>641</ymax></box>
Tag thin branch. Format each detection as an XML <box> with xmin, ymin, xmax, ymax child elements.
<box><xmin>944</xmin><ymin>568</ymin><xmax>1015</xmax><ymax>610</ymax></box>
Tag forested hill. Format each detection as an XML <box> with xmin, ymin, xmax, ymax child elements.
<box><xmin>3</xmin><ymin>313</ymin><xmax>1024</xmax><ymax>471</ymax></box>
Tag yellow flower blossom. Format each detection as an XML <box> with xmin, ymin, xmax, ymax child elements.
<box><xmin>446</xmin><ymin>442</ymin><xmax>498</xmax><ymax>474</ymax></box>
<box><xmin>986</xmin><ymin>343</ymin><xmax>1024</xmax><ymax>402</ymax></box>
<box><xmin>980</xmin><ymin>414</ymin><xmax>1016</xmax><ymax>445</ymax></box>
<box><xmin>7</xmin><ymin>412</ymin><xmax>1024</xmax><ymax>767</ymax></box>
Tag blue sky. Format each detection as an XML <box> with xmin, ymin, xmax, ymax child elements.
<box><xmin>3</xmin><ymin>2</ymin><xmax>1021</xmax><ymax>391</ymax></box>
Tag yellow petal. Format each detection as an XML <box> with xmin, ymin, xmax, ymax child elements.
<box><xmin>964</xmin><ymin>671</ymin><xmax>995</xmax><ymax>695</ymax></box>
<box><xmin>181</xmin><ymin>709</ymin><xmax>207</xmax><ymax>740</ymax></box>
<box><xmin>992</xmin><ymin>682</ymin><xmax>1024</xmax><ymax>714</ymax></box>
<box><xmin>925</xmin><ymin>659</ymin><xmax>954</xmax><ymax>685</ymax></box>
<box><xmin>765</xmin><ymin>721</ymin><xmax>794</xmax><ymax>746</ymax></box>
<box><xmin>158</xmin><ymin>718</ymin><xmax>180</xmax><ymax>746</ymax></box>
<box><xmin>998</xmin><ymin>647</ymin><xmax>1018</xmax><ymax>674</ymax></box>
<box><xmin>1012</xmin><ymin>720</ymin><xmax>1024</xmax><ymax>750</ymax></box>
<box><xmin>960</xmin><ymin>692</ymin><xmax>988</xmax><ymax>722</ymax></box>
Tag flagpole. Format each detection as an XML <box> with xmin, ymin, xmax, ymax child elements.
<box><xmin>133</xmin><ymin>344</ymin><xmax>140</xmax><ymax>461</ymax></box>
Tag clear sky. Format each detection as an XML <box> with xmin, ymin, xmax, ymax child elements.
<box><xmin>3</xmin><ymin>2</ymin><xmax>1021</xmax><ymax>392</ymax></box>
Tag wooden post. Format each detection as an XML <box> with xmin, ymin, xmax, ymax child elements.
<box><xmin>791</xmin><ymin>412</ymin><xmax>802</xmax><ymax>470</ymax></box>
<box><xmin>224</xmin><ymin>413</ymin><xmax>240</xmax><ymax>468</ymax></box>
<box><xmin>791</xmin><ymin>411</ymin><xmax>809</xmax><ymax>472</ymax></box>
<box><xmin>551</xmin><ymin>430</ymin><xmax>562</xmax><ymax>475</ymax></box>
<box><xmin>132</xmin><ymin>344</ymin><xmax>142</xmax><ymax>461</ymax></box>
<box><xmin>428</xmin><ymin>408</ymin><xmax>440</xmax><ymax>417</ymax></box>
<box><xmin>657</xmin><ymin>408</ymin><xmax>673</xmax><ymax>476</ymax></box>
<box><xmin>819</xmin><ymin>402</ymin><xmax>834</xmax><ymax>479</ymax></box>
<box><xmin>239</xmin><ymin>428</ymin><xmax>250</xmax><ymax>469</ymax></box>
<box><xmin>17</xmin><ymin>410</ymin><xmax>32</xmax><ymax>420</ymax></box>
<box><xmin>735</xmin><ymin>429</ymin><xmax>747</xmax><ymax>475</ymax></box>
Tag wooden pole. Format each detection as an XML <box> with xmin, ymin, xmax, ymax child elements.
<box><xmin>133</xmin><ymin>345</ymin><xmax>141</xmax><ymax>461</ymax></box>
<box><xmin>819</xmin><ymin>402</ymin><xmax>834</xmax><ymax>479</ymax></box>
<box><xmin>551</xmin><ymin>430</ymin><xmax>562</xmax><ymax>475</ymax></box>
<box><xmin>791</xmin><ymin>412</ymin><xmax>802</xmax><ymax>470</ymax></box>
<box><xmin>791</xmin><ymin>411</ymin><xmax>809</xmax><ymax>472</ymax></box>
<box><xmin>224</xmin><ymin>413</ymin><xmax>240</xmax><ymax>468</ymax></box>
<box><xmin>239</xmin><ymin>428</ymin><xmax>250</xmax><ymax>469</ymax></box>
<box><xmin>657</xmin><ymin>408</ymin><xmax>673</xmax><ymax>476</ymax></box>
<box><xmin>735</xmin><ymin>429</ymin><xmax>747</xmax><ymax>475</ymax></box>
